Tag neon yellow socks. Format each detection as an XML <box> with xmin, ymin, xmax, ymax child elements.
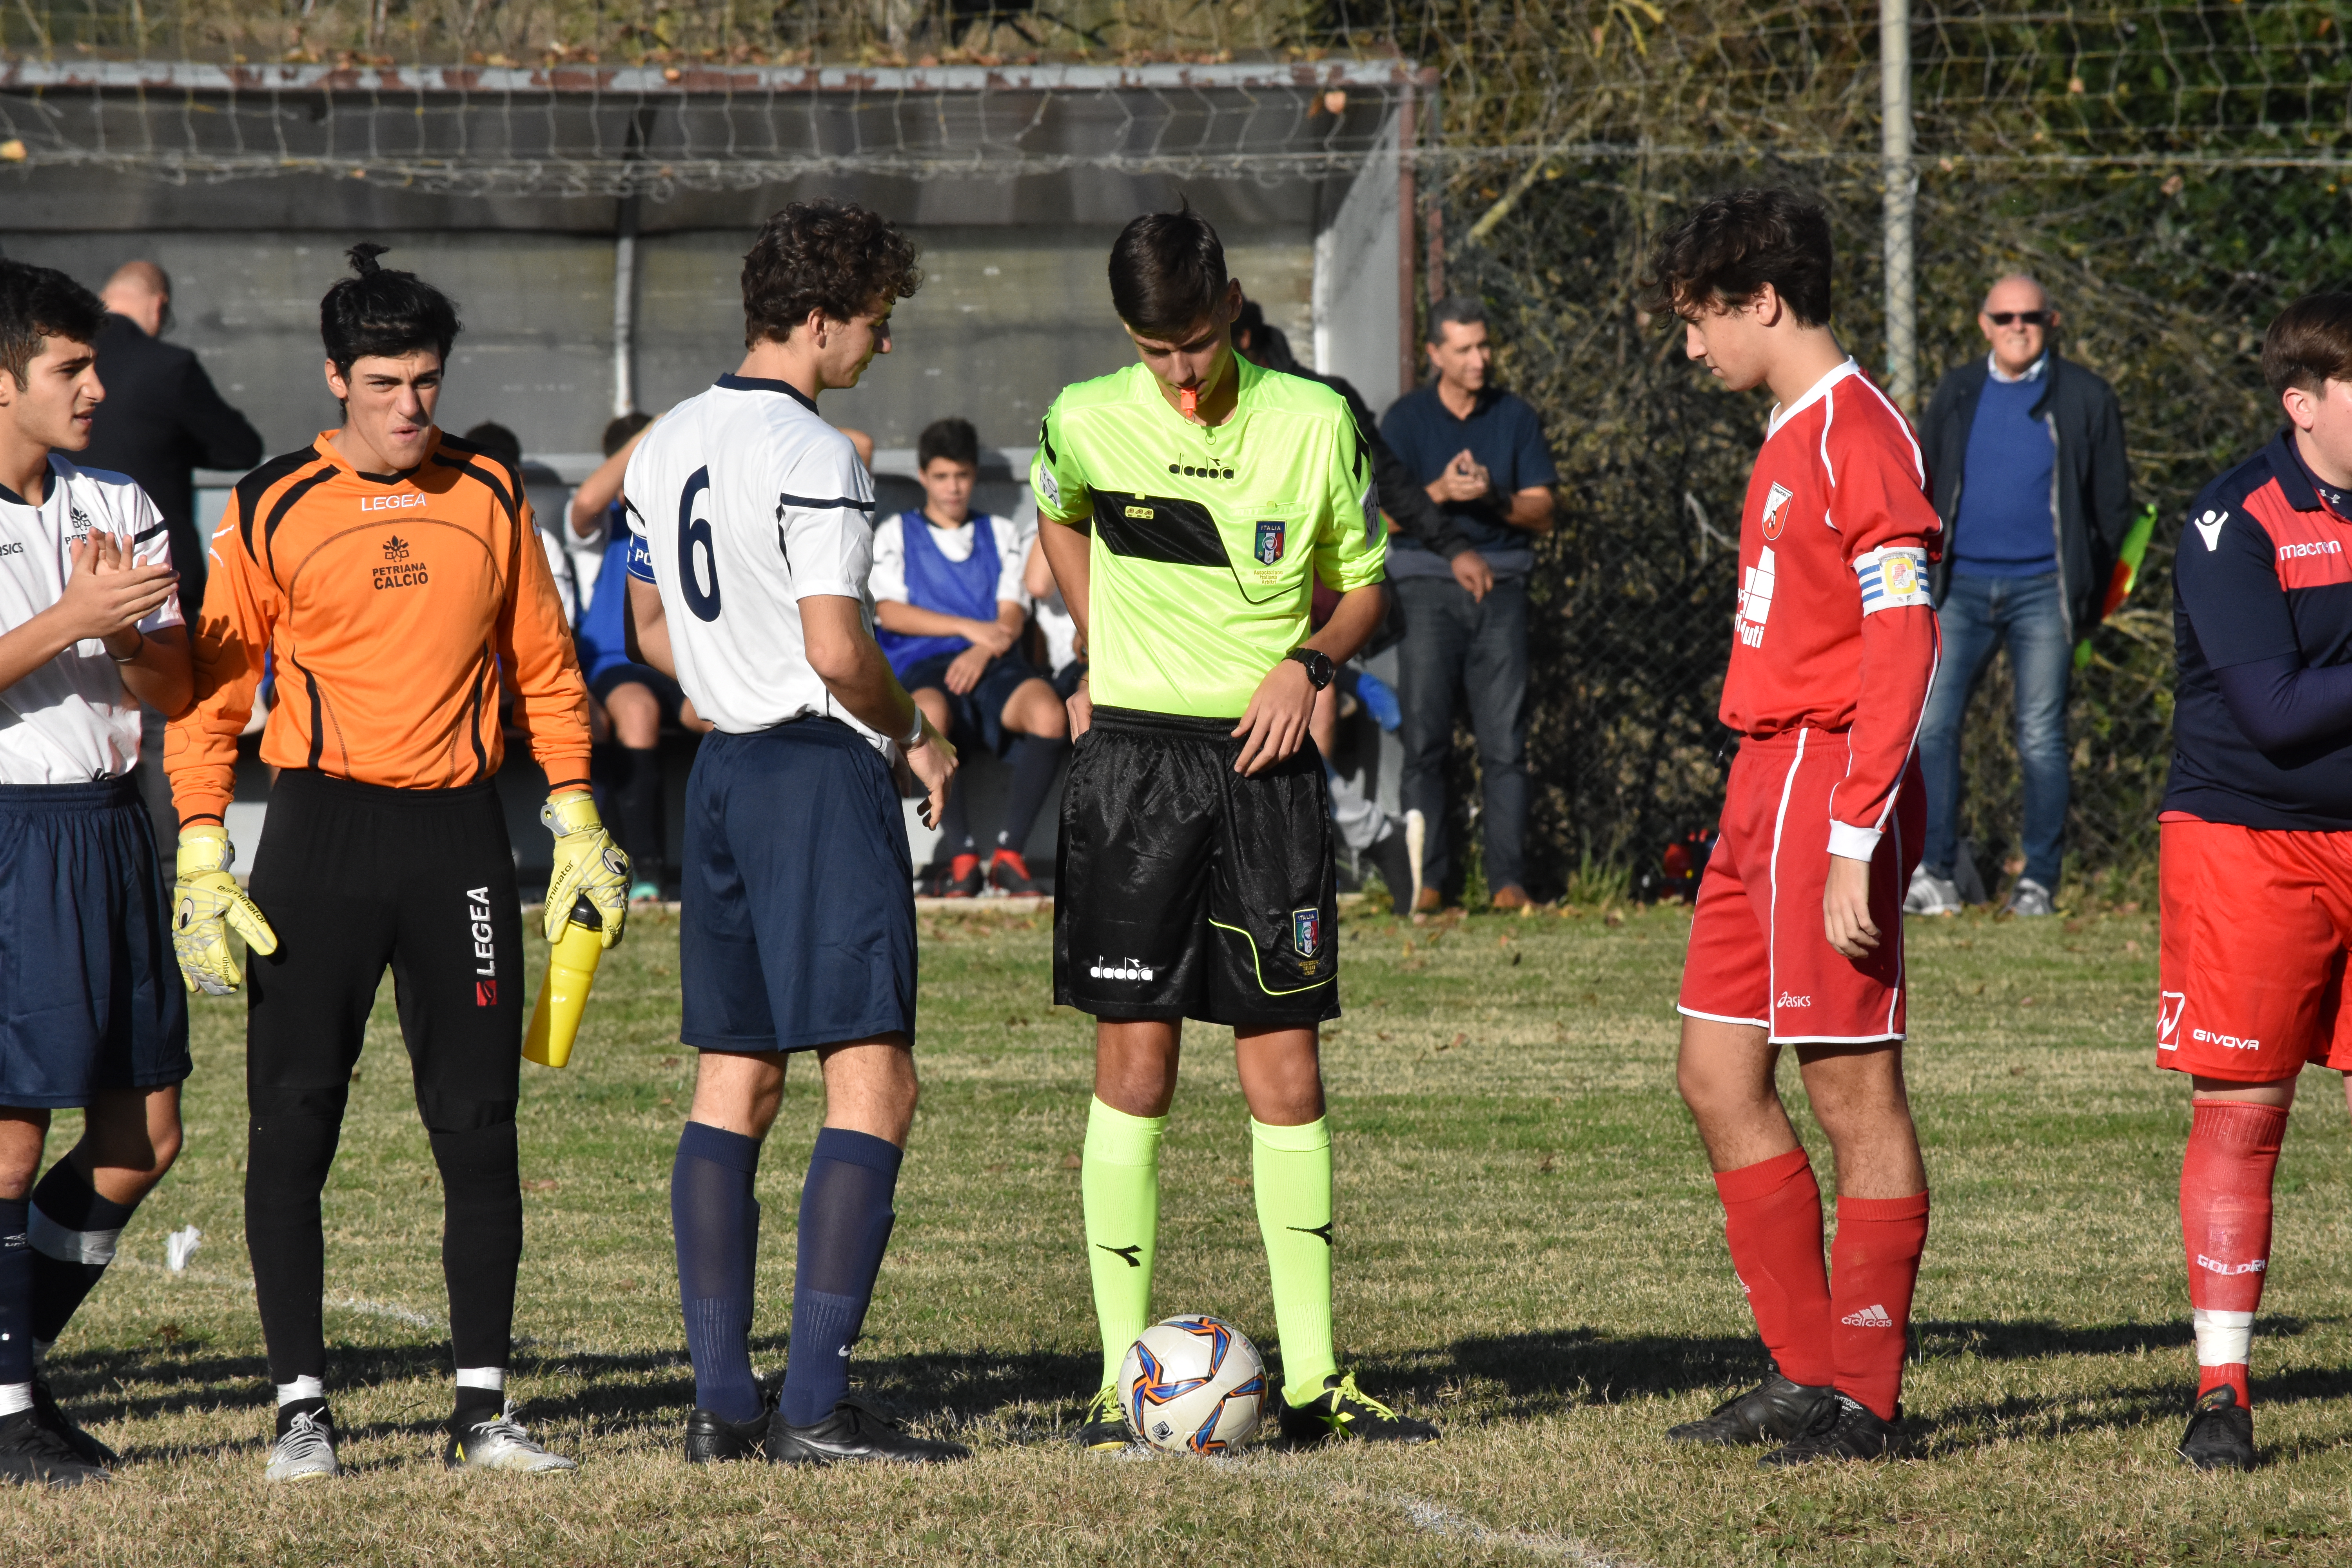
<box><xmin>1082</xmin><ymin>1097</ymin><xmax>1165</xmax><ymax>1388</ymax></box>
<box><xmin>1252</xmin><ymin>1115</ymin><xmax>1338</xmax><ymax>1404</ymax></box>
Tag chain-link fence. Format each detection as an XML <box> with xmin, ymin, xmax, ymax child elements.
<box><xmin>6</xmin><ymin>2</ymin><xmax>2344</xmax><ymax>904</ymax></box>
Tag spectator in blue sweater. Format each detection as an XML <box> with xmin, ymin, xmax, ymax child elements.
<box><xmin>1908</xmin><ymin>275</ymin><xmax>2132</xmax><ymax>917</ymax></box>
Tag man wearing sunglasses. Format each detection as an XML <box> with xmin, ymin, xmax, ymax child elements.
<box><xmin>1909</xmin><ymin>274</ymin><xmax>2132</xmax><ymax>917</ymax></box>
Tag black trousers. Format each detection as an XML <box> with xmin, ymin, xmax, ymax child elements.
<box><xmin>242</xmin><ymin>770</ymin><xmax>526</xmax><ymax>1385</ymax></box>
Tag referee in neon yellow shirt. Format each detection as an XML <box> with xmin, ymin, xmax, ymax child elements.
<box><xmin>1034</xmin><ymin>205</ymin><xmax>1439</xmax><ymax>1450</ymax></box>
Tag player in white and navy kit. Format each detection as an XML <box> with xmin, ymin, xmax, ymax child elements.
<box><xmin>0</xmin><ymin>261</ymin><xmax>194</xmax><ymax>1486</ymax></box>
<box><xmin>622</xmin><ymin>200</ymin><xmax>968</xmax><ymax>1468</ymax></box>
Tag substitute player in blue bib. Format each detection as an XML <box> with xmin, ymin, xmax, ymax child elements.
<box><xmin>624</xmin><ymin>200</ymin><xmax>968</xmax><ymax>1466</ymax></box>
<box><xmin>874</xmin><ymin>415</ymin><xmax>1067</xmax><ymax>896</ymax></box>
<box><xmin>2158</xmin><ymin>292</ymin><xmax>2352</xmax><ymax>1471</ymax></box>
<box><xmin>0</xmin><ymin>261</ymin><xmax>194</xmax><ymax>1487</ymax></box>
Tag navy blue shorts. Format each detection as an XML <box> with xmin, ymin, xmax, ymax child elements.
<box><xmin>681</xmin><ymin>719</ymin><xmax>917</xmax><ymax>1054</ymax></box>
<box><xmin>898</xmin><ymin>648</ymin><xmax>1047</xmax><ymax>758</ymax></box>
<box><xmin>0</xmin><ymin>777</ymin><xmax>189</xmax><ymax>1107</ymax></box>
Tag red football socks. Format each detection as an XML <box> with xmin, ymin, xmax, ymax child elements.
<box><xmin>1830</xmin><ymin>1191</ymin><xmax>1931</xmax><ymax>1421</ymax></box>
<box><xmin>1713</xmin><ymin>1149</ymin><xmax>1834</xmax><ymax>1390</ymax></box>
<box><xmin>2181</xmin><ymin>1100</ymin><xmax>2288</xmax><ymax>1408</ymax></box>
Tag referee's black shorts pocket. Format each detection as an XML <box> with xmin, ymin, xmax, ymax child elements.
<box><xmin>1203</xmin><ymin>744</ymin><xmax>1339</xmax><ymax>1027</ymax></box>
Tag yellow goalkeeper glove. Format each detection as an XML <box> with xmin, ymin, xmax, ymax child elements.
<box><xmin>543</xmin><ymin>791</ymin><xmax>629</xmax><ymax>947</ymax></box>
<box><xmin>172</xmin><ymin>825</ymin><xmax>278</xmax><ymax>995</ymax></box>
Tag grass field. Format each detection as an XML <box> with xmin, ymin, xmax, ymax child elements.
<box><xmin>6</xmin><ymin>898</ymin><xmax>2352</xmax><ymax>1565</ymax></box>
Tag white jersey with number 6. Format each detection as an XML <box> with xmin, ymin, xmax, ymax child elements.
<box><xmin>624</xmin><ymin>374</ymin><xmax>883</xmax><ymax>742</ymax></box>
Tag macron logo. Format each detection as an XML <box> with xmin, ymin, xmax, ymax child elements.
<box><xmin>1839</xmin><ymin>1303</ymin><xmax>1896</xmax><ymax>1328</ymax></box>
<box><xmin>2194</xmin><ymin>509</ymin><xmax>2227</xmax><ymax>552</ymax></box>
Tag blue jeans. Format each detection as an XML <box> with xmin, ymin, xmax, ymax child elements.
<box><xmin>1918</xmin><ymin>571</ymin><xmax>2071</xmax><ymax>890</ymax></box>
<box><xmin>1394</xmin><ymin>574</ymin><xmax>1529</xmax><ymax>893</ymax></box>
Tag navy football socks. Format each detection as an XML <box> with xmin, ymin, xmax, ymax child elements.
<box><xmin>779</xmin><ymin>1128</ymin><xmax>902</xmax><ymax>1427</ymax></box>
<box><xmin>0</xmin><ymin>1198</ymin><xmax>31</xmax><ymax>1390</ymax></box>
<box><xmin>671</xmin><ymin>1121</ymin><xmax>765</xmax><ymax>1424</ymax></box>
<box><xmin>998</xmin><ymin>733</ymin><xmax>1070</xmax><ymax>855</ymax></box>
<box><xmin>28</xmin><ymin>1159</ymin><xmax>138</xmax><ymax>1346</ymax></box>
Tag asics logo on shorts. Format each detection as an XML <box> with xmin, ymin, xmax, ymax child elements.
<box><xmin>2195</xmin><ymin>1254</ymin><xmax>2267</xmax><ymax>1277</ymax></box>
<box><xmin>1776</xmin><ymin>992</ymin><xmax>1812</xmax><ymax>1009</ymax></box>
<box><xmin>1090</xmin><ymin>957</ymin><xmax>1154</xmax><ymax>981</ymax></box>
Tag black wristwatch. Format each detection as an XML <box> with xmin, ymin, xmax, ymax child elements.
<box><xmin>1286</xmin><ymin>646</ymin><xmax>1335</xmax><ymax>690</ymax></box>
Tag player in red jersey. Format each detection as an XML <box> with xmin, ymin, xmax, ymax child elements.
<box><xmin>1642</xmin><ymin>191</ymin><xmax>1942</xmax><ymax>1464</ymax></box>
<box><xmin>2156</xmin><ymin>294</ymin><xmax>2352</xmax><ymax>1471</ymax></box>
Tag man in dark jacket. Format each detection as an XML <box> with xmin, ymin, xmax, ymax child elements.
<box><xmin>1907</xmin><ymin>274</ymin><xmax>2130</xmax><ymax>917</ymax></box>
<box><xmin>80</xmin><ymin>260</ymin><xmax>266</xmax><ymax>851</ymax></box>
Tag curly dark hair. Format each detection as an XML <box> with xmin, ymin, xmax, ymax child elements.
<box><xmin>319</xmin><ymin>242</ymin><xmax>463</xmax><ymax>376</ymax></box>
<box><xmin>741</xmin><ymin>200</ymin><xmax>921</xmax><ymax>346</ymax></box>
<box><xmin>0</xmin><ymin>259</ymin><xmax>107</xmax><ymax>391</ymax></box>
<box><xmin>1640</xmin><ymin>189</ymin><xmax>1834</xmax><ymax>328</ymax></box>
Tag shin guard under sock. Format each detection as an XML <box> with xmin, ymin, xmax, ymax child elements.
<box><xmin>1082</xmin><ymin>1097</ymin><xmax>1165</xmax><ymax>1390</ymax></box>
<box><xmin>28</xmin><ymin>1159</ymin><xmax>138</xmax><ymax>1347</ymax></box>
<box><xmin>1829</xmin><ymin>1191</ymin><xmax>1930</xmax><ymax>1420</ymax></box>
<box><xmin>780</xmin><ymin>1128</ymin><xmax>902</xmax><ymax>1427</ymax></box>
<box><xmin>428</xmin><ymin>1121</ymin><xmax>523</xmax><ymax>1379</ymax></box>
<box><xmin>1252</xmin><ymin>1116</ymin><xmax>1338</xmax><ymax>1404</ymax></box>
<box><xmin>671</xmin><ymin>1121</ymin><xmax>765</xmax><ymax>1423</ymax></box>
<box><xmin>998</xmin><ymin>735</ymin><xmax>1070</xmax><ymax>855</ymax></box>
<box><xmin>0</xmin><ymin>1198</ymin><xmax>31</xmax><ymax>1390</ymax></box>
<box><xmin>1712</xmin><ymin>1148</ymin><xmax>1833</xmax><ymax>1390</ymax></box>
<box><xmin>2182</xmin><ymin>1100</ymin><xmax>2287</xmax><ymax>1408</ymax></box>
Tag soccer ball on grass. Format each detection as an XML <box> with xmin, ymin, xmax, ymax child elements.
<box><xmin>1118</xmin><ymin>1315</ymin><xmax>1269</xmax><ymax>1454</ymax></box>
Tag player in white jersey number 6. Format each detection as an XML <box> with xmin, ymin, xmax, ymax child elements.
<box><xmin>624</xmin><ymin>200</ymin><xmax>967</xmax><ymax>1468</ymax></box>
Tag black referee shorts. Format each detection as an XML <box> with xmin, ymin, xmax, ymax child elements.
<box><xmin>1053</xmin><ymin>706</ymin><xmax>1338</xmax><ymax>1029</ymax></box>
<box><xmin>244</xmin><ymin>771</ymin><xmax>524</xmax><ymax>1131</ymax></box>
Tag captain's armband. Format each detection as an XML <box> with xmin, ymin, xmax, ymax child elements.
<box><xmin>1854</xmin><ymin>544</ymin><xmax>1932</xmax><ymax>615</ymax></box>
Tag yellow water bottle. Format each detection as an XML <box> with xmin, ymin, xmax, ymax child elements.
<box><xmin>525</xmin><ymin>896</ymin><xmax>607</xmax><ymax>1069</ymax></box>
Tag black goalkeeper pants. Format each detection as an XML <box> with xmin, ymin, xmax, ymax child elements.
<box><xmin>241</xmin><ymin>771</ymin><xmax>525</xmax><ymax>1385</ymax></box>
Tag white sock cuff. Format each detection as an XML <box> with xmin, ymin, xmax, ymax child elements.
<box><xmin>27</xmin><ymin>1206</ymin><xmax>120</xmax><ymax>1266</ymax></box>
<box><xmin>456</xmin><ymin>1367</ymin><xmax>507</xmax><ymax>1393</ymax></box>
<box><xmin>276</xmin><ymin>1376</ymin><xmax>326</xmax><ymax>1406</ymax></box>
<box><xmin>2193</xmin><ymin>1309</ymin><xmax>2255</xmax><ymax>1368</ymax></box>
<box><xmin>0</xmin><ymin>1383</ymin><xmax>31</xmax><ymax>1418</ymax></box>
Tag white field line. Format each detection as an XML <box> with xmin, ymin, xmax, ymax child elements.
<box><xmin>119</xmin><ymin>1252</ymin><xmax>445</xmax><ymax>1333</ymax></box>
<box><xmin>1387</xmin><ymin>1492</ymin><xmax>1640</xmax><ymax>1566</ymax></box>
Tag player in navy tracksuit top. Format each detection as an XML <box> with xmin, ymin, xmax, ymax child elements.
<box><xmin>2160</xmin><ymin>292</ymin><xmax>2352</xmax><ymax>1472</ymax></box>
<box><xmin>871</xmin><ymin>416</ymin><xmax>1069</xmax><ymax>897</ymax></box>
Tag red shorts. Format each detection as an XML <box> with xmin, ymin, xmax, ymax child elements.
<box><xmin>2158</xmin><ymin>817</ymin><xmax>2352</xmax><ymax>1080</ymax></box>
<box><xmin>1678</xmin><ymin>729</ymin><xmax>1922</xmax><ymax>1044</ymax></box>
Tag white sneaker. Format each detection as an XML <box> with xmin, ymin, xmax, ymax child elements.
<box><xmin>445</xmin><ymin>1409</ymin><xmax>577</xmax><ymax>1473</ymax></box>
<box><xmin>1903</xmin><ymin>864</ymin><xmax>1962</xmax><ymax>916</ymax></box>
<box><xmin>2003</xmin><ymin>877</ymin><xmax>2055</xmax><ymax>918</ymax></box>
<box><xmin>264</xmin><ymin>1408</ymin><xmax>340</xmax><ymax>1482</ymax></box>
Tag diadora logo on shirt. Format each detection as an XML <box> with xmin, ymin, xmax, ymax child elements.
<box><xmin>467</xmin><ymin>886</ymin><xmax>497</xmax><ymax>1005</ymax></box>
<box><xmin>373</xmin><ymin>534</ymin><xmax>429</xmax><ymax>591</ymax></box>
<box><xmin>361</xmin><ymin>492</ymin><xmax>428</xmax><ymax>512</ymax></box>
<box><xmin>1760</xmin><ymin>481</ymin><xmax>1794</xmax><ymax>541</ymax></box>
<box><xmin>1839</xmin><ymin>1303</ymin><xmax>1896</xmax><ymax>1328</ymax></box>
<box><xmin>1089</xmin><ymin>956</ymin><xmax>1156</xmax><ymax>982</ymax></box>
<box><xmin>1166</xmin><ymin>460</ymin><xmax>1236</xmax><ymax>481</ymax></box>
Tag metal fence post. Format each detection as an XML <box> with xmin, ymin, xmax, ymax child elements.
<box><xmin>1880</xmin><ymin>0</ymin><xmax>1918</xmax><ymax>412</ymax></box>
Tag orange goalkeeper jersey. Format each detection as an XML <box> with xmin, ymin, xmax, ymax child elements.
<box><xmin>166</xmin><ymin>428</ymin><xmax>591</xmax><ymax>824</ymax></box>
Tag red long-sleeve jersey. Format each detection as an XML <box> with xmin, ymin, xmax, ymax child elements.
<box><xmin>1720</xmin><ymin>359</ymin><xmax>1942</xmax><ymax>862</ymax></box>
